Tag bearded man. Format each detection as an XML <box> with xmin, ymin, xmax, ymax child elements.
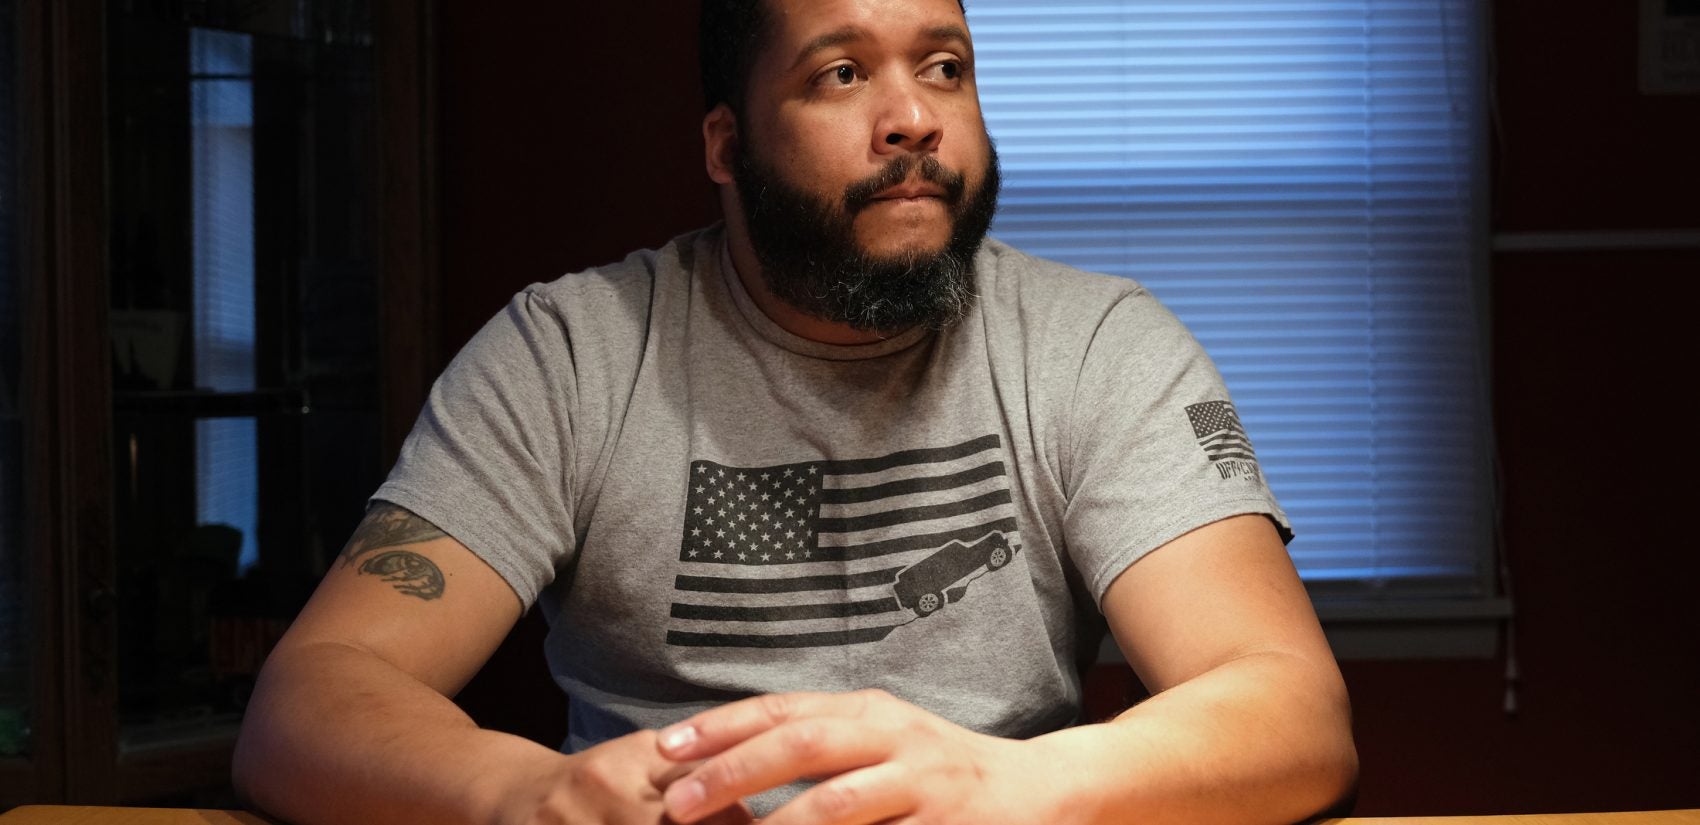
<box><xmin>233</xmin><ymin>0</ymin><xmax>1358</xmax><ymax>822</ymax></box>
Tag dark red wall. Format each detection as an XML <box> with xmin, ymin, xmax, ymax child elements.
<box><xmin>439</xmin><ymin>2</ymin><xmax>1700</xmax><ymax>816</ymax></box>
<box><xmin>435</xmin><ymin>1</ymin><xmax>719</xmax><ymax>365</ymax></box>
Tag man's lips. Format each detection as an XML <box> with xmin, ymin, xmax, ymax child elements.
<box><xmin>871</xmin><ymin>183</ymin><xmax>947</xmax><ymax>201</ymax></box>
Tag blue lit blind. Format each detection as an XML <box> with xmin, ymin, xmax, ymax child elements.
<box><xmin>967</xmin><ymin>1</ymin><xmax>1492</xmax><ymax>594</ymax></box>
<box><xmin>191</xmin><ymin>28</ymin><xmax>260</xmax><ymax>574</ymax></box>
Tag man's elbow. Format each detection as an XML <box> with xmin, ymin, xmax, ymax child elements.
<box><xmin>230</xmin><ymin>686</ymin><xmax>287</xmax><ymax>815</ymax></box>
<box><xmin>229</xmin><ymin>725</ymin><xmax>262</xmax><ymax>811</ymax></box>
<box><xmin>1309</xmin><ymin>681</ymin><xmax>1360</xmax><ymax>820</ymax></box>
<box><xmin>1318</xmin><ymin>733</ymin><xmax>1360</xmax><ymax>818</ymax></box>
<box><xmin>229</xmin><ymin>646</ymin><xmax>306</xmax><ymax>817</ymax></box>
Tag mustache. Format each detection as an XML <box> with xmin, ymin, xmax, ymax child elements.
<box><xmin>843</xmin><ymin>155</ymin><xmax>968</xmax><ymax>214</ymax></box>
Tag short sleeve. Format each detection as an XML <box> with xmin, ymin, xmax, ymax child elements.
<box><xmin>371</xmin><ymin>290</ymin><xmax>577</xmax><ymax>610</ymax></box>
<box><xmin>1062</xmin><ymin>289</ymin><xmax>1293</xmax><ymax>606</ymax></box>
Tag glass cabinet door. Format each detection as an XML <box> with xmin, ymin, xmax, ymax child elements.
<box><xmin>106</xmin><ymin>0</ymin><xmax>382</xmax><ymax>793</ymax></box>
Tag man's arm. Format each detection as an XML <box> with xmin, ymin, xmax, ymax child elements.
<box><xmin>651</xmin><ymin>514</ymin><xmax>1356</xmax><ymax>825</ymax></box>
<box><xmin>232</xmin><ymin>503</ymin><xmax>753</xmax><ymax>825</ymax></box>
<box><xmin>1029</xmin><ymin>512</ymin><xmax>1358</xmax><ymax>824</ymax></box>
<box><xmin>231</xmin><ymin>502</ymin><xmax>533</xmax><ymax>824</ymax></box>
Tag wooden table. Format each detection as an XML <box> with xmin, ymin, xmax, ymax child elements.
<box><xmin>0</xmin><ymin>810</ymin><xmax>275</xmax><ymax>824</ymax></box>
<box><xmin>3</xmin><ymin>807</ymin><xmax>1698</xmax><ymax>824</ymax></box>
<box><xmin>1328</xmin><ymin>816</ymin><xmax>1700</xmax><ymax>825</ymax></box>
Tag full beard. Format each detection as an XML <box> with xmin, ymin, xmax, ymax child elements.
<box><xmin>732</xmin><ymin>139</ymin><xmax>1002</xmax><ymax>335</ymax></box>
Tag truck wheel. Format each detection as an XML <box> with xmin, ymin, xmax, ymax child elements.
<box><xmin>987</xmin><ymin>545</ymin><xmax>1010</xmax><ymax>570</ymax></box>
<box><xmin>915</xmin><ymin>592</ymin><xmax>942</xmax><ymax>616</ymax></box>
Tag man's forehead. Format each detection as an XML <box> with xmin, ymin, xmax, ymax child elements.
<box><xmin>762</xmin><ymin>0</ymin><xmax>971</xmax><ymax>63</ymax></box>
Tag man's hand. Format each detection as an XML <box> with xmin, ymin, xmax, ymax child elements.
<box><xmin>487</xmin><ymin>730</ymin><xmax>755</xmax><ymax>825</ymax></box>
<box><xmin>655</xmin><ymin>690</ymin><xmax>1070</xmax><ymax>825</ymax></box>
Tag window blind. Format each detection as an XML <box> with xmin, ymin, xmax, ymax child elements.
<box><xmin>966</xmin><ymin>1</ymin><xmax>1493</xmax><ymax>595</ymax></box>
<box><xmin>191</xmin><ymin>27</ymin><xmax>261</xmax><ymax>573</ymax></box>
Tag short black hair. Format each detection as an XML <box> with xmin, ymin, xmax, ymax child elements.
<box><xmin>699</xmin><ymin>0</ymin><xmax>967</xmax><ymax>112</ymax></box>
<box><xmin>699</xmin><ymin>0</ymin><xmax>769</xmax><ymax>112</ymax></box>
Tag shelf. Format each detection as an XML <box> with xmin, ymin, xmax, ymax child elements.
<box><xmin>112</xmin><ymin>390</ymin><xmax>310</xmax><ymax>418</ymax></box>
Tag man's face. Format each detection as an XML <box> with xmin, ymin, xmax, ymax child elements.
<box><xmin>730</xmin><ymin>0</ymin><xmax>1001</xmax><ymax>333</ymax></box>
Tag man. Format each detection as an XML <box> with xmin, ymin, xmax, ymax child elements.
<box><xmin>233</xmin><ymin>0</ymin><xmax>1358</xmax><ymax>822</ymax></box>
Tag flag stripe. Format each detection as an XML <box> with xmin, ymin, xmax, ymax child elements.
<box><xmin>824</xmin><ymin>475</ymin><xmax>1010</xmax><ymax>522</ymax></box>
<box><xmin>675</xmin><ymin>553</ymin><xmax>919</xmax><ymax>577</ymax></box>
<box><xmin>670</xmin><ymin>597</ymin><xmax>902</xmax><ymax>622</ymax></box>
<box><xmin>820</xmin><ymin>461</ymin><xmax>1006</xmax><ymax>505</ymax></box>
<box><xmin>824</xmin><ymin>434</ymin><xmax>1001</xmax><ymax>476</ymax></box>
<box><xmin>671</xmin><ymin>609</ymin><xmax>909</xmax><ymax>637</ymax></box>
<box><xmin>674</xmin><ymin>567</ymin><xmax>906</xmax><ymax>594</ymax></box>
<box><xmin>675</xmin><ymin>581</ymin><xmax>904</xmax><ymax>609</ymax></box>
<box><xmin>1206</xmin><ymin>450</ymin><xmax>1259</xmax><ymax>461</ymax></box>
<box><xmin>813</xmin><ymin>517</ymin><xmax>1020</xmax><ymax>562</ymax></box>
<box><xmin>817</xmin><ymin>489</ymin><xmax>1013</xmax><ymax>534</ymax></box>
<box><xmin>666</xmin><ymin>626</ymin><xmax>900</xmax><ymax>648</ymax></box>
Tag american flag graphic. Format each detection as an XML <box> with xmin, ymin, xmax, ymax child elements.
<box><xmin>668</xmin><ymin>434</ymin><xmax>1021</xmax><ymax>649</ymax></box>
<box><xmin>1186</xmin><ymin>401</ymin><xmax>1257</xmax><ymax>462</ymax></box>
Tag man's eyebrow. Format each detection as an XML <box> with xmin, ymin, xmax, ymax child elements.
<box><xmin>788</xmin><ymin>24</ymin><xmax>974</xmax><ymax>71</ymax></box>
<box><xmin>791</xmin><ymin>26</ymin><xmax>869</xmax><ymax>71</ymax></box>
<box><xmin>921</xmin><ymin>24</ymin><xmax>972</xmax><ymax>52</ymax></box>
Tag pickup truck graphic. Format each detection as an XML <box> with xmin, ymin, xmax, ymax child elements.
<box><xmin>892</xmin><ymin>532</ymin><xmax>1017</xmax><ymax>617</ymax></box>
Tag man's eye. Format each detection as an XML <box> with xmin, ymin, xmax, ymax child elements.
<box><xmin>811</xmin><ymin>64</ymin><xmax>860</xmax><ymax>89</ymax></box>
<box><xmin>924</xmin><ymin>60</ymin><xmax>966</xmax><ymax>84</ymax></box>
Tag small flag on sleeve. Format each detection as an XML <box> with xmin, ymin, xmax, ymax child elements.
<box><xmin>1185</xmin><ymin>400</ymin><xmax>1257</xmax><ymax>462</ymax></box>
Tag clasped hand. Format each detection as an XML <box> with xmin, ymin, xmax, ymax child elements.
<box><xmin>655</xmin><ymin>688</ymin><xmax>1068</xmax><ymax>825</ymax></box>
<box><xmin>494</xmin><ymin>689</ymin><xmax>1072</xmax><ymax>825</ymax></box>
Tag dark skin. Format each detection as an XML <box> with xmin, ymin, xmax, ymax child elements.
<box><xmin>337</xmin><ymin>503</ymin><xmax>449</xmax><ymax>601</ymax></box>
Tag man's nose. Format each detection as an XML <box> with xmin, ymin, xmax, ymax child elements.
<box><xmin>873</xmin><ymin>79</ymin><xmax>942</xmax><ymax>155</ymax></box>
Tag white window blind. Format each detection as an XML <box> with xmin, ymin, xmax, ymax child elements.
<box><xmin>967</xmin><ymin>1</ymin><xmax>1493</xmax><ymax>598</ymax></box>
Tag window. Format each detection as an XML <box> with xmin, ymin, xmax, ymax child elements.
<box><xmin>967</xmin><ymin>1</ymin><xmax>1501</xmax><ymax>643</ymax></box>
<box><xmin>191</xmin><ymin>27</ymin><xmax>261</xmax><ymax>574</ymax></box>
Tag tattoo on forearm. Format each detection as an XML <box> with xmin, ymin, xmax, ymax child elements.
<box><xmin>339</xmin><ymin>503</ymin><xmax>449</xmax><ymax>600</ymax></box>
<box><xmin>358</xmin><ymin>550</ymin><xmax>445</xmax><ymax>601</ymax></box>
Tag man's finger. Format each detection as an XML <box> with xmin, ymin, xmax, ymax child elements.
<box><xmin>661</xmin><ymin>717</ymin><xmax>891</xmax><ymax>824</ymax></box>
<box><xmin>759</xmin><ymin>762</ymin><xmax>916</xmax><ymax>825</ymax></box>
<box><xmin>650</xmin><ymin>753</ymin><xmax>711</xmax><ymax>791</ymax></box>
<box><xmin>692</xmin><ymin>800</ymin><xmax>759</xmax><ymax>825</ymax></box>
<box><xmin>658</xmin><ymin>689</ymin><xmax>888</xmax><ymax>760</ymax></box>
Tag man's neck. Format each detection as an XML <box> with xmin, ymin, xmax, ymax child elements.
<box><xmin>724</xmin><ymin>229</ymin><xmax>908</xmax><ymax>347</ymax></box>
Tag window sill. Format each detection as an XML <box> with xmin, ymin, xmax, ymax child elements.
<box><xmin>1313</xmin><ymin>597</ymin><xmax>1511</xmax><ymax>660</ymax></box>
<box><xmin>1096</xmin><ymin>596</ymin><xmax>1512</xmax><ymax>664</ymax></box>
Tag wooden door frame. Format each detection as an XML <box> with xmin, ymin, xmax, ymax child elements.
<box><xmin>0</xmin><ymin>0</ymin><xmax>115</xmax><ymax>808</ymax></box>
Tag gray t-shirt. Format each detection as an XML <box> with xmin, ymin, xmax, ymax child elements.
<box><xmin>373</xmin><ymin>225</ymin><xmax>1289</xmax><ymax>806</ymax></box>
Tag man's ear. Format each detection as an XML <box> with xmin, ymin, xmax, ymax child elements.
<box><xmin>703</xmin><ymin>103</ymin><xmax>739</xmax><ymax>185</ymax></box>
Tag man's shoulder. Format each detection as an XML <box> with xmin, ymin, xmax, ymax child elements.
<box><xmin>521</xmin><ymin>225</ymin><xmax>718</xmax><ymax>313</ymax></box>
<box><xmin>975</xmin><ymin>237</ymin><xmax>1153</xmax><ymax>323</ymax></box>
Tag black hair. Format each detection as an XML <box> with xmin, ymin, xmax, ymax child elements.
<box><xmin>700</xmin><ymin>0</ymin><xmax>771</xmax><ymax>112</ymax></box>
<box><xmin>699</xmin><ymin>0</ymin><xmax>966</xmax><ymax>112</ymax></box>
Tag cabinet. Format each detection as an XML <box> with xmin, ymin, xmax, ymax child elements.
<box><xmin>0</xmin><ymin>0</ymin><xmax>437</xmax><ymax>807</ymax></box>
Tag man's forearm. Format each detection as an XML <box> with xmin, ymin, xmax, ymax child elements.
<box><xmin>1033</xmin><ymin>650</ymin><xmax>1358</xmax><ymax>825</ymax></box>
<box><xmin>232</xmin><ymin>640</ymin><xmax>557</xmax><ymax>825</ymax></box>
